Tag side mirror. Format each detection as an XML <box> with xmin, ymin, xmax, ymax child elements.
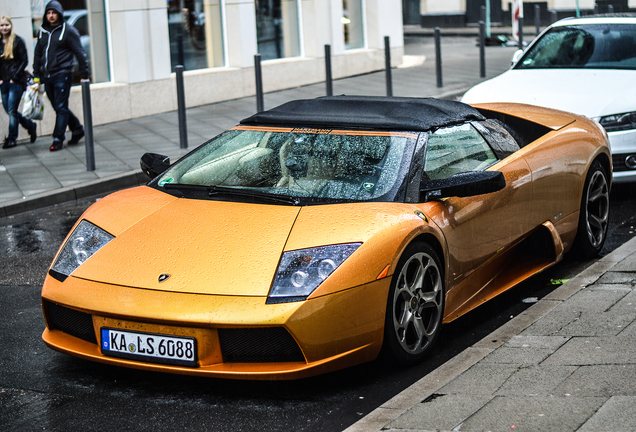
<box><xmin>420</xmin><ymin>171</ymin><xmax>505</xmax><ymax>202</ymax></box>
<box><xmin>140</xmin><ymin>153</ymin><xmax>170</xmax><ymax>179</ymax></box>
<box><xmin>511</xmin><ymin>49</ymin><xmax>524</xmax><ymax>65</ymax></box>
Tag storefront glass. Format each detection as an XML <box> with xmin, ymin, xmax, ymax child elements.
<box><xmin>168</xmin><ymin>0</ymin><xmax>225</xmax><ymax>71</ymax></box>
<box><xmin>30</xmin><ymin>0</ymin><xmax>111</xmax><ymax>85</ymax></box>
<box><xmin>255</xmin><ymin>0</ymin><xmax>301</xmax><ymax>60</ymax></box>
<box><xmin>343</xmin><ymin>0</ymin><xmax>364</xmax><ymax>50</ymax></box>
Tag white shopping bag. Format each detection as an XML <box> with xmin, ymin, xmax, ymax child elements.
<box><xmin>21</xmin><ymin>83</ymin><xmax>45</xmax><ymax>120</ymax></box>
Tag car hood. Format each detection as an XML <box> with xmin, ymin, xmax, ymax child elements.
<box><xmin>462</xmin><ymin>69</ymin><xmax>636</xmax><ymax>118</ymax></box>
<box><xmin>72</xmin><ymin>191</ymin><xmax>299</xmax><ymax>296</ymax></box>
<box><xmin>69</xmin><ymin>187</ymin><xmax>417</xmax><ymax>297</ymax></box>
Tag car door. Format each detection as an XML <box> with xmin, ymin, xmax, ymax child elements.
<box><xmin>417</xmin><ymin>122</ymin><xmax>534</xmax><ymax>316</ymax></box>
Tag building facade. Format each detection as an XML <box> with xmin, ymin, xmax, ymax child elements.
<box><xmin>4</xmin><ymin>0</ymin><xmax>404</xmax><ymax>138</ymax></box>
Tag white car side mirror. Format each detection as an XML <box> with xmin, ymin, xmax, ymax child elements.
<box><xmin>511</xmin><ymin>49</ymin><xmax>524</xmax><ymax>65</ymax></box>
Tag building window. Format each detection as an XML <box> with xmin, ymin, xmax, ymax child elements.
<box><xmin>168</xmin><ymin>0</ymin><xmax>225</xmax><ymax>71</ymax></box>
<box><xmin>343</xmin><ymin>0</ymin><xmax>364</xmax><ymax>50</ymax></box>
<box><xmin>255</xmin><ymin>0</ymin><xmax>300</xmax><ymax>61</ymax></box>
<box><xmin>31</xmin><ymin>0</ymin><xmax>111</xmax><ymax>85</ymax></box>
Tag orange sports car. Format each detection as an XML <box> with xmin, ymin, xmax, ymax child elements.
<box><xmin>41</xmin><ymin>96</ymin><xmax>611</xmax><ymax>380</ymax></box>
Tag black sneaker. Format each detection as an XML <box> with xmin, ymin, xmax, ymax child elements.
<box><xmin>2</xmin><ymin>138</ymin><xmax>17</xmax><ymax>149</ymax></box>
<box><xmin>28</xmin><ymin>123</ymin><xmax>37</xmax><ymax>143</ymax></box>
<box><xmin>50</xmin><ymin>140</ymin><xmax>63</xmax><ymax>151</ymax></box>
<box><xmin>68</xmin><ymin>129</ymin><xmax>85</xmax><ymax>145</ymax></box>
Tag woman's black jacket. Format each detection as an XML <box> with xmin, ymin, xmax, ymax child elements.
<box><xmin>0</xmin><ymin>35</ymin><xmax>29</xmax><ymax>84</ymax></box>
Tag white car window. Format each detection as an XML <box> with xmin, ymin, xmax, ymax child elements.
<box><xmin>517</xmin><ymin>24</ymin><xmax>636</xmax><ymax>70</ymax></box>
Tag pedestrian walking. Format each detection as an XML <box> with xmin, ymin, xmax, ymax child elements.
<box><xmin>33</xmin><ymin>0</ymin><xmax>89</xmax><ymax>152</ymax></box>
<box><xmin>0</xmin><ymin>15</ymin><xmax>37</xmax><ymax>149</ymax></box>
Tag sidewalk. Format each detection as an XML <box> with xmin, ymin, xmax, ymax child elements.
<box><xmin>0</xmin><ymin>37</ymin><xmax>520</xmax><ymax>218</ymax></box>
<box><xmin>346</xmin><ymin>236</ymin><xmax>636</xmax><ymax>432</ymax></box>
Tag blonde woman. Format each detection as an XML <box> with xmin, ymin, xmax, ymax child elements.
<box><xmin>0</xmin><ymin>15</ymin><xmax>37</xmax><ymax>149</ymax></box>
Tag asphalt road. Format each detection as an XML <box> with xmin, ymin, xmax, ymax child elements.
<box><xmin>1</xmin><ymin>180</ymin><xmax>634</xmax><ymax>432</ymax></box>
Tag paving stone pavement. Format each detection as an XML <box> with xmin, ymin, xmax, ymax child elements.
<box><xmin>344</xmin><ymin>236</ymin><xmax>636</xmax><ymax>432</ymax></box>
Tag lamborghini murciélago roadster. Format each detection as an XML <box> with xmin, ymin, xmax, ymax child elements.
<box><xmin>41</xmin><ymin>96</ymin><xmax>611</xmax><ymax>380</ymax></box>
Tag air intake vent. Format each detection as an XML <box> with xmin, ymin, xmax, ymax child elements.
<box><xmin>218</xmin><ymin>327</ymin><xmax>305</xmax><ymax>363</ymax></box>
<box><xmin>45</xmin><ymin>301</ymin><xmax>97</xmax><ymax>344</ymax></box>
<box><xmin>612</xmin><ymin>154</ymin><xmax>629</xmax><ymax>172</ymax></box>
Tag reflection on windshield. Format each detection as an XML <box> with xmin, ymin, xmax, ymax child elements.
<box><xmin>156</xmin><ymin>127</ymin><xmax>415</xmax><ymax>202</ymax></box>
<box><xmin>516</xmin><ymin>24</ymin><xmax>636</xmax><ymax>70</ymax></box>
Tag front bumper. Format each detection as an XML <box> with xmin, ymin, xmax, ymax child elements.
<box><xmin>609</xmin><ymin>129</ymin><xmax>636</xmax><ymax>183</ymax></box>
<box><xmin>41</xmin><ymin>275</ymin><xmax>389</xmax><ymax>380</ymax></box>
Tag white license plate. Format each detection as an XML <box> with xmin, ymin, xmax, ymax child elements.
<box><xmin>101</xmin><ymin>328</ymin><xmax>197</xmax><ymax>367</ymax></box>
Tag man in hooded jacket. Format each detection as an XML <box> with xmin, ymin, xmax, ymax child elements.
<box><xmin>33</xmin><ymin>0</ymin><xmax>89</xmax><ymax>151</ymax></box>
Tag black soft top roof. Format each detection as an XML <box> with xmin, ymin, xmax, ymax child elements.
<box><xmin>240</xmin><ymin>95</ymin><xmax>485</xmax><ymax>132</ymax></box>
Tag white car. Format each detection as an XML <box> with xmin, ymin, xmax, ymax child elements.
<box><xmin>462</xmin><ymin>15</ymin><xmax>636</xmax><ymax>183</ymax></box>
<box><xmin>64</xmin><ymin>10</ymin><xmax>91</xmax><ymax>81</ymax></box>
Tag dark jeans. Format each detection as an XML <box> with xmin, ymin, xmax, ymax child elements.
<box><xmin>1</xmin><ymin>81</ymin><xmax>36</xmax><ymax>141</ymax></box>
<box><xmin>43</xmin><ymin>73</ymin><xmax>83</xmax><ymax>142</ymax></box>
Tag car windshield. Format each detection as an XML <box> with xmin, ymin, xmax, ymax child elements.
<box><xmin>515</xmin><ymin>23</ymin><xmax>636</xmax><ymax>70</ymax></box>
<box><xmin>156</xmin><ymin>126</ymin><xmax>416</xmax><ymax>203</ymax></box>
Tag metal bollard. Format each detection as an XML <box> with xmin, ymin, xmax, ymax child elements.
<box><xmin>518</xmin><ymin>16</ymin><xmax>524</xmax><ymax>50</ymax></box>
<box><xmin>254</xmin><ymin>54</ymin><xmax>264</xmax><ymax>112</ymax></box>
<box><xmin>479</xmin><ymin>21</ymin><xmax>486</xmax><ymax>78</ymax></box>
<box><xmin>384</xmin><ymin>36</ymin><xmax>393</xmax><ymax>97</ymax></box>
<box><xmin>608</xmin><ymin>5</ymin><xmax>614</xmax><ymax>13</ymax></box>
<box><xmin>325</xmin><ymin>44</ymin><xmax>333</xmax><ymax>97</ymax></box>
<box><xmin>435</xmin><ymin>28</ymin><xmax>442</xmax><ymax>88</ymax></box>
<box><xmin>177</xmin><ymin>31</ymin><xmax>185</xmax><ymax>69</ymax></box>
<box><xmin>551</xmin><ymin>10</ymin><xmax>558</xmax><ymax>24</ymax></box>
<box><xmin>535</xmin><ymin>4</ymin><xmax>541</xmax><ymax>37</ymax></box>
<box><xmin>81</xmin><ymin>80</ymin><xmax>95</xmax><ymax>171</ymax></box>
<box><xmin>175</xmin><ymin>65</ymin><xmax>188</xmax><ymax>149</ymax></box>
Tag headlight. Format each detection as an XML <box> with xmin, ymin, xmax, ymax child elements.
<box><xmin>597</xmin><ymin>111</ymin><xmax>636</xmax><ymax>132</ymax></box>
<box><xmin>49</xmin><ymin>220</ymin><xmax>114</xmax><ymax>281</ymax></box>
<box><xmin>267</xmin><ymin>243</ymin><xmax>361</xmax><ymax>304</ymax></box>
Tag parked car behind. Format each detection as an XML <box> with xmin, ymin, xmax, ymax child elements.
<box><xmin>462</xmin><ymin>14</ymin><xmax>636</xmax><ymax>183</ymax></box>
<box><xmin>63</xmin><ymin>9</ymin><xmax>91</xmax><ymax>82</ymax></box>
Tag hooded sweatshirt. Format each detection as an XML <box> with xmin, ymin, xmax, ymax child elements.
<box><xmin>33</xmin><ymin>0</ymin><xmax>89</xmax><ymax>80</ymax></box>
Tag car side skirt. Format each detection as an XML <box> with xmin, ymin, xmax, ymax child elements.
<box><xmin>443</xmin><ymin>218</ymin><xmax>574</xmax><ymax>322</ymax></box>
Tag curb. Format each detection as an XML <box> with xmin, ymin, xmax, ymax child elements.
<box><xmin>343</xmin><ymin>235</ymin><xmax>636</xmax><ymax>432</ymax></box>
<box><xmin>0</xmin><ymin>170</ymin><xmax>149</xmax><ymax>218</ymax></box>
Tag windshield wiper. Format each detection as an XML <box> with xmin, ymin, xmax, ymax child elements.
<box><xmin>162</xmin><ymin>183</ymin><xmax>300</xmax><ymax>205</ymax></box>
<box><xmin>208</xmin><ymin>185</ymin><xmax>301</xmax><ymax>205</ymax></box>
<box><xmin>162</xmin><ymin>183</ymin><xmax>209</xmax><ymax>192</ymax></box>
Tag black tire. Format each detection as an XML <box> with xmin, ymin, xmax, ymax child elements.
<box><xmin>382</xmin><ymin>242</ymin><xmax>445</xmax><ymax>366</ymax></box>
<box><xmin>573</xmin><ymin>160</ymin><xmax>610</xmax><ymax>259</ymax></box>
